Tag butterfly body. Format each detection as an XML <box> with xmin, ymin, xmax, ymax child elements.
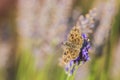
<box><xmin>63</xmin><ymin>41</ymin><xmax>80</xmax><ymax>50</ymax></box>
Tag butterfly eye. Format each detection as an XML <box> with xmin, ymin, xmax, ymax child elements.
<box><xmin>64</xmin><ymin>52</ymin><xmax>67</xmax><ymax>55</ymax></box>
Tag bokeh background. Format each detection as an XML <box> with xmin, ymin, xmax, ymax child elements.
<box><xmin>0</xmin><ymin>0</ymin><xmax>120</xmax><ymax>80</ymax></box>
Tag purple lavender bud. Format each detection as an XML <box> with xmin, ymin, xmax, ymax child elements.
<box><xmin>82</xmin><ymin>33</ymin><xmax>87</xmax><ymax>39</ymax></box>
<box><xmin>87</xmin><ymin>43</ymin><xmax>91</xmax><ymax>49</ymax></box>
<box><xmin>70</xmin><ymin>67</ymin><xmax>75</xmax><ymax>75</ymax></box>
<box><xmin>80</xmin><ymin>34</ymin><xmax>90</xmax><ymax>62</ymax></box>
<box><xmin>65</xmin><ymin>66</ymin><xmax>69</xmax><ymax>72</ymax></box>
<box><xmin>69</xmin><ymin>60</ymin><xmax>74</xmax><ymax>67</ymax></box>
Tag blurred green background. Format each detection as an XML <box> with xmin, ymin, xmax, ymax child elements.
<box><xmin>0</xmin><ymin>0</ymin><xmax>120</xmax><ymax>80</ymax></box>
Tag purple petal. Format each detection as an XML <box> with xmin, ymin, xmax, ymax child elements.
<box><xmin>70</xmin><ymin>67</ymin><xmax>75</xmax><ymax>75</ymax></box>
<box><xmin>69</xmin><ymin>60</ymin><xmax>74</xmax><ymax>67</ymax></box>
<box><xmin>82</xmin><ymin>34</ymin><xmax>87</xmax><ymax>39</ymax></box>
<box><xmin>65</xmin><ymin>67</ymin><xmax>69</xmax><ymax>72</ymax></box>
<box><xmin>87</xmin><ymin>43</ymin><xmax>91</xmax><ymax>49</ymax></box>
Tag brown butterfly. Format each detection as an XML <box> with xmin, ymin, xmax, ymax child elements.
<box><xmin>61</xmin><ymin>26</ymin><xmax>83</xmax><ymax>65</ymax></box>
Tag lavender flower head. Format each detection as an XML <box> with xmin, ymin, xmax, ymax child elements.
<box><xmin>59</xmin><ymin>25</ymin><xmax>91</xmax><ymax>76</ymax></box>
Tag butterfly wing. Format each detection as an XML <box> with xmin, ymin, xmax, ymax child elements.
<box><xmin>61</xmin><ymin>26</ymin><xmax>83</xmax><ymax>65</ymax></box>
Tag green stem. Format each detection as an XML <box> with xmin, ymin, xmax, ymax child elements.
<box><xmin>66</xmin><ymin>75</ymin><xmax>70</xmax><ymax>80</ymax></box>
<box><xmin>66</xmin><ymin>63</ymin><xmax>80</xmax><ymax>80</ymax></box>
<box><xmin>70</xmin><ymin>66</ymin><xmax>78</xmax><ymax>80</ymax></box>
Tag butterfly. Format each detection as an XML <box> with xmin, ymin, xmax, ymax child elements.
<box><xmin>61</xmin><ymin>26</ymin><xmax>83</xmax><ymax>65</ymax></box>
